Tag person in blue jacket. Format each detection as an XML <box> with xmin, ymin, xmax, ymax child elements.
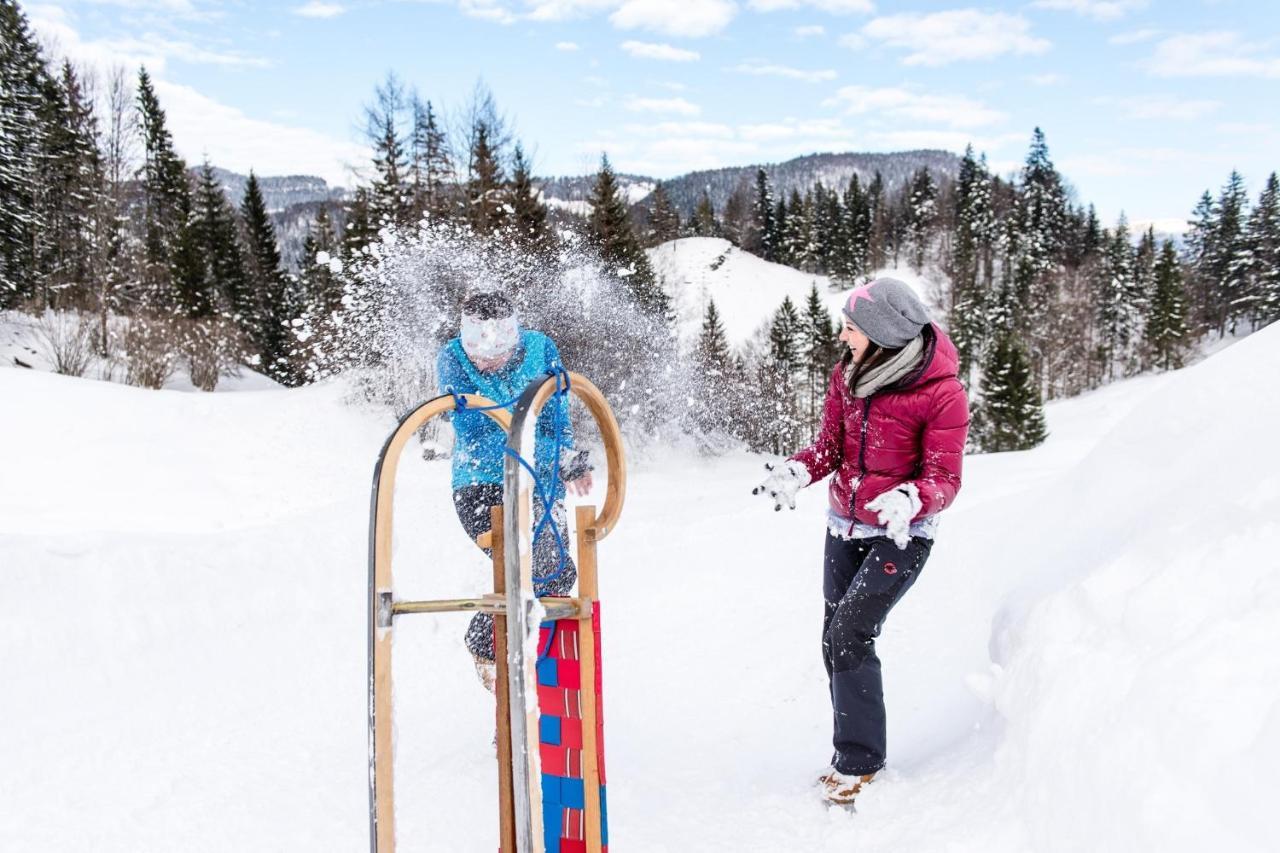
<box><xmin>437</xmin><ymin>290</ymin><xmax>593</xmax><ymax>691</ymax></box>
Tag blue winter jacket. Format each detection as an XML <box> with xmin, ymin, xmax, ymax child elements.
<box><xmin>436</xmin><ymin>330</ymin><xmax>573</xmax><ymax>498</ymax></box>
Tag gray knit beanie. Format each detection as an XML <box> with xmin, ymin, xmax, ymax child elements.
<box><xmin>841</xmin><ymin>277</ymin><xmax>930</xmax><ymax>349</ymax></box>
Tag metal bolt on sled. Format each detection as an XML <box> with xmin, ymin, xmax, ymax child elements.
<box><xmin>368</xmin><ymin>371</ymin><xmax>627</xmax><ymax>853</ymax></box>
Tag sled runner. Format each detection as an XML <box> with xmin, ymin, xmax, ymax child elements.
<box><xmin>368</xmin><ymin>371</ymin><xmax>626</xmax><ymax>853</ymax></box>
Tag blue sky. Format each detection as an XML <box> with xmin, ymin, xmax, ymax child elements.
<box><xmin>26</xmin><ymin>0</ymin><xmax>1280</xmax><ymax>230</ymax></box>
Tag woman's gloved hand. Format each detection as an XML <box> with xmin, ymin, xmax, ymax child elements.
<box><xmin>752</xmin><ymin>460</ymin><xmax>811</xmax><ymax>511</ymax></box>
<box><xmin>865</xmin><ymin>483</ymin><xmax>922</xmax><ymax>548</ymax></box>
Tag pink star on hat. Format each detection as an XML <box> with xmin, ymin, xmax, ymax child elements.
<box><xmin>847</xmin><ymin>283</ymin><xmax>876</xmax><ymax>309</ymax></box>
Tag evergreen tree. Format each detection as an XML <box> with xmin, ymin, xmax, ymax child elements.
<box><xmin>692</xmin><ymin>189</ymin><xmax>718</xmax><ymax>237</ymax></box>
<box><xmin>1183</xmin><ymin>189</ymin><xmax>1217</xmax><ymax>334</ymax></box>
<box><xmin>0</xmin><ymin>0</ymin><xmax>47</xmax><ymax>305</ymax></box>
<box><xmin>365</xmin><ymin>74</ymin><xmax>412</xmax><ymax>229</ymax></box>
<box><xmin>588</xmin><ymin>153</ymin><xmax>664</xmax><ymax>315</ymax></box>
<box><xmin>1143</xmin><ymin>239</ymin><xmax>1190</xmax><ymax>371</ymax></box>
<box><xmin>1094</xmin><ymin>216</ymin><xmax>1141</xmax><ymax>379</ymax></box>
<box><xmin>769</xmin><ymin>295</ymin><xmax>802</xmax><ymax>371</ymax></box>
<box><xmin>773</xmin><ymin>195</ymin><xmax>789</xmax><ymax>266</ymax></box>
<box><xmin>241</xmin><ymin>171</ymin><xmax>294</xmax><ymax>383</ymax></box>
<box><xmin>949</xmin><ymin>146</ymin><xmax>996</xmax><ymax>383</ymax></box>
<box><xmin>905</xmin><ymin>166</ymin><xmax>937</xmax><ymax>272</ymax></box>
<box><xmin>646</xmin><ymin>182</ymin><xmax>680</xmax><ymax>246</ymax></box>
<box><xmin>1239</xmin><ymin>172</ymin><xmax>1280</xmax><ymax>327</ymax></box>
<box><xmin>342</xmin><ymin>186</ymin><xmax>377</xmax><ymax>260</ymax></box>
<box><xmin>190</xmin><ymin>161</ymin><xmax>245</xmax><ymax>319</ymax></box>
<box><xmin>693</xmin><ymin>297</ymin><xmax>732</xmax><ymax>432</ymax></box>
<box><xmin>801</xmin><ymin>282</ymin><xmax>837</xmax><ymax>433</ymax></box>
<box><xmin>467</xmin><ymin>121</ymin><xmax>506</xmax><ymax>234</ymax></box>
<box><xmin>722</xmin><ymin>184</ymin><xmax>752</xmax><ymax>248</ymax></box>
<box><xmin>973</xmin><ymin>332</ymin><xmax>1047</xmax><ymax>452</ymax></box>
<box><xmin>409</xmin><ymin>94</ymin><xmax>451</xmax><ymax>222</ymax></box>
<box><xmin>297</xmin><ymin>206</ymin><xmax>341</xmax><ymax>319</ymax></box>
<box><xmin>136</xmin><ymin>66</ymin><xmax>194</xmax><ymax>312</ymax></box>
<box><xmin>782</xmin><ymin>188</ymin><xmax>808</xmax><ymax>270</ymax></box>
<box><xmin>1210</xmin><ymin>170</ymin><xmax>1250</xmax><ymax>334</ymax></box>
<box><xmin>867</xmin><ymin>171</ymin><xmax>889</xmax><ymax>271</ymax></box>
<box><xmin>505</xmin><ymin>142</ymin><xmax>551</xmax><ymax>252</ymax></box>
<box><xmin>754</xmin><ymin>168</ymin><xmax>776</xmax><ymax>260</ymax></box>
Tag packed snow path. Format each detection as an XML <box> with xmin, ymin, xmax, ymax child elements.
<box><xmin>3</xmin><ymin>326</ymin><xmax>1279</xmax><ymax>851</ymax></box>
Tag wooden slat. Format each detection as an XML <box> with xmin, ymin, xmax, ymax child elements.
<box><xmin>575</xmin><ymin>505</ymin><xmax>603</xmax><ymax>853</ymax></box>
<box><xmin>492</xmin><ymin>506</ymin><xmax>517</xmax><ymax>853</ymax></box>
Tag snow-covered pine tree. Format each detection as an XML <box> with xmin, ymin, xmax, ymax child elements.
<box><xmin>973</xmin><ymin>331</ymin><xmax>1047</xmax><ymax>452</ymax></box>
<box><xmin>1182</xmin><ymin>189</ymin><xmax>1217</xmax><ymax>334</ymax></box>
<box><xmin>1239</xmin><ymin>172</ymin><xmax>1280</xmax><ymax>328</ymax></box>
<box><xmin>693</xmin><ymin>297</ymin><xmax>732</xmax><ymax>432</ymax></box>
<box><xmin>1208</xmin><ymin>170</ymin><xmax>1249</xmax><ymax>334</ymax></box>
<box><xmin>1094</xmin><ymin>216</ymin><xmax>1139</xmax><ymax>381</ymax></box>
<box><xmin>801</xmin><ymin>282</ymin><xmax>837</xmax><ymax>435</ymax></box>
<box><xmin>867</xmin><ymin>171</ymin><xmax>889</xmax><ymax>272</ymax></box>
<box><xmin>1143</xmin><ymin>239</ymin><xmax>1190</xmax><ymax>371</ymax></box>
<box><xmin>365</xmin><ymin>74</ymin><xmax>412</xmax><ymax>230</ymax></box>
<box><xmin>409</xmin><ymin>94</ymin><xmax>451</xmax><ymax>223</ymax></box>
<box><xmin>588</xmin><ymin>153</ymin><xmax>665</xmax><ymax>317</ymax></box>
<box><xmin>753</xmin><ymin>168</ymin><xmax>776</xmax><ymax>261</ymax></box>
<box><xmin>190</xmin><ymin>161</ymin><xmax>246</xmax><ymax>320</ymax></box>
<box><xmin>843</xmin><ymin>174</ymin><xmax>871</xmax><ymax>284</ymax></box>
<box><xmin>505</xmin><ymin>142</ymin><xmax>551</xmax><ymax>253</ymax></box>
<box><xmin>948</xmin><ymin>146</ymin><xmax>996</xmax><ymax>384</ymax></box>
<box><xmin>759</xmin><ymin>295</ymin><xmax>805</xmax><ymax>454</ymax></box>
<box><xmin>722</xmin><ymin>183</ymin><xmax>752</xmax><ymax>249</ymax></box>
<box><xmin>0</xmin><ymin>0</ymin><xmax>48</xmax><ymax>306</ymax></box>
<box><xmin>645</xmin><ymin>182</ymin><xmax>680</xmax><ymax>247</ymax></box>
<box><xmin>772</xmin><ymin>194</ymin><xmax>789</xmax><ymax>266</ymax></box>
<box><xmin>692</xmin><ymin>189</ymin><xmax>717</xmax><ymax>237</ymax></box>
<box><xmin>241</xmin><ymin>171</ymin><xmax>295</xmax><ymax>384</ymax></box>
<box><xmin>136</xmin><ymin>66</ymin><xmax>194</xmax><ymax>313</ymax></box>
<box><xmin>33</xmin><ymin>61</ymin><xmax>103</xmax><ymax>310</ymax></box>
<box><xmin>467</xmin><ymin>121</ymin><xmax>506</xmax><ymax>235</ymax></box>
<box><xmin>905</xmin><ymin>166</ymin><xmax>937</xmax><ymax>273</ymax></box>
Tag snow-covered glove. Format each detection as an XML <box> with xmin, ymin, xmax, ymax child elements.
<box><xmin>865</xmin><ymin>483</ymin><xmax>923</xmax><ymax>549</ymax></box>
<box><xmin>752</xmin><ymin>460</ymin><xmax>811</xmax><ymax>511</ymax></box>
<box><xmin>559</xmin><ymin>448</ymin><xmax>593</xmax><ymax>483</ymax></box>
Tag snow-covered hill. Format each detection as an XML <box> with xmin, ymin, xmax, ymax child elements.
<box><xmin>649</xmin><ymin>237</ymin><xmax>940</xmax><ymax>346</ymax></box>
<box><xmin>2</xmin><ymin>319</ymin><xmax>1277</xmax><ymax>851</ymax></box>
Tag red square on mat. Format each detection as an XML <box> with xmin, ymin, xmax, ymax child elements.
<box><xmin>541</xmin><ymin>743</ymin><xmax>568</xmax><ymax>776</ymax></box>
<box><xmin>562</xmin><ymin>747</ymin><xmax>583</xmax><ymax>779</ymax></box>
<box><xmin>559</xmin><ymin>718</ymin><xmax>583</xmax><ymax>749</ymax></box>
<box><xmin>559</xmin><ymin>841</ymin><xmax>586</xmax><ymax>853</ymax></box>
<box><xmin>557</xmin><ymin>659</ymin><xmax>581</xmax><ymax>690</ymax></box>
<box><xmin>536</xmin><ymin>685</ymin><xmax>564</xmax><ymax>716</ymax></box>
<box><xmin>561</xmin><ymin>807</ymin><xmax>585</xmax><ymax>841</ymax></box>
<box><xmin>563</xmin><ymin>689</ymin><xmax>582</xmax><ymax>720</ymax></box>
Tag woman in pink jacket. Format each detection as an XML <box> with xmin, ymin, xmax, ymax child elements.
<box><xmin>754</xmin><ymin>277</ymin><xmax>969</xmax><ymax>806</ymax></box>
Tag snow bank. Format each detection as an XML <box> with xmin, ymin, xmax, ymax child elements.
<box><xmin>3</xmin><ymin>314</ymin><xmax>1278</xmax><ymax>851</ymax></box>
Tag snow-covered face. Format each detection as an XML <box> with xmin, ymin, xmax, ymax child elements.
<box><xmin>839</xmin><ymin>318</ymin><xmax>871</xmax><ymax>363</ymax></box>
<box><xmin>461</xmin><ymin>313</ymin><xmax>519</xmax><ymax>363</ymax></box>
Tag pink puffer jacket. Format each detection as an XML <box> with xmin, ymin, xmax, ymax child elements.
<box><xmin>790</xmin><ymin>324</ymin><xmax>969</xmax><ymax>526</ymax></box>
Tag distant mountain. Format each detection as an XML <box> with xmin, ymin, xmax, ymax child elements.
<box><xmin>210</xmin><ymin>167</ymin><xmax>346</xmax><ymax>214</ymax></box>
<box><xmin>537</xmin><ymin>150</ymin><xmax>964</xmax><ymax>217</ymax></box>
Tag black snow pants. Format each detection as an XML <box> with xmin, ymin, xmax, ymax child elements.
<box><xmin>452</xmin><ymin>483</ymin><xmax>577</xmax><ymax>662</ymax></box>
<box><xmin>822</xmin><ymin>531</ymin><xmax>932</xmax><ymax>776</ymax></box>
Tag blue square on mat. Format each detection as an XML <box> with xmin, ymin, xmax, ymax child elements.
<box><xmin>542</xmin><ymin>774</ymin><xmax>561</xmax><ymax>805</ymax></box>
<box><xmin>537</xmin><ymin>656</ymin><xmax>559</xmax><ymax>687</ymax></box>
<box><xmin>560</xmin><ymin>777</ymin><xmax>584</xmax><ymax>810</ymax></box>
<box><xmin>600</xmin><ymin>784</ymin><xmax>608</xmax><ymax>846</ymax></box>
<box><xmin>540</xmin><ymin>714</ymin><xmax>561</xmax><ymax>745</ymax></box>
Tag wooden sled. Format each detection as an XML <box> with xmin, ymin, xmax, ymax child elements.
<box><xmin>368</xmin><ymin>372</ymin><xmax>626</xmax><ymax>853</ymax></box>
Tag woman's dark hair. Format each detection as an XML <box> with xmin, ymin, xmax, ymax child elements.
<box><xmin>840</xmin><ymin>342</ymin><xmax>901</xmax><ymax>396</ymax></box>
<box><xmin>461</xmin><ymin>291</ymin><xmax>514</xmax><ymax>320</ymax></box>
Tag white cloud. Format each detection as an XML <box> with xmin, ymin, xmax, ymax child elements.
<box><xmin>1031</xmin><ymin>0</ymin><xmax>1148</xmax><ymax>22</ymax></box>
<box><xmin>862</xmin><ymin>129</ymin><xmax>1024</xmax><ymax>154</ymax></box>
<box><xmin>859</xmin><ymin>10</ymin><xmax>1051</xmax><ymax>66</ymax></box>
<box><xmin>729</xmin><ymin>61</ymin><xmax>837</xmax><ymax>82</ymax></box>
<box><xmin>1094</xmin><ymin>95</ymin><xmax>1221</xmax><ymax>121</ymax></box>
<box><xmin>1141</xmin><ymin>32</ymin><xmax>1280</xmax><ymax>78</ymax></box>
<box><xmin>1028</xmin><ymin>73</ymin><xmax>1065</xmax><ymax>85</ymax></box>
<box><xmin>623</xmin><ymin>121</ymin><xmax>736</xmax><ymax>137</ymax></box>
<box><xmin>610</xmin><ymin>0</ymin><xmax>736</xmax><ymax>38</ymax></box>
<box><xmin>458</xmin><ymin>0</ymin><xmax>518</xmax><ymax>24</ymax></box>
<box><xmin>794</xmin><ymin>25</ymin><xmax>826</xmax><ymax>38</ymax></box>
<box><xmin>151</xmin><ymin>80</ymin><xmax>366</xmax><ymax>187</ymax></box>
<box><xmin>556</xmin><ymin>41</ymin><xmax>581</xmax><ymax>50</ymax></box>
<box><xmin>293</xmin><ymin>1</ymin><xmax>346</xmax><ymax>17</ymax></box>
<box><xmin>825</xmin><ymin>85</ymin><xmax>1007</xmax><ymax>128</ymax></box>
<box><xmin>1109</xmin><ymin>28</ymin><xmax>1161</xmax><ymax>45</ymax></box>
<box><xmin>28</xmin><ymin>7</ymin><xmax>270</xmax><ymax>71</ymax></box>
<box><xmin>749</xmin><ymin>0</ymin><xmax>874</xmax><ymax>13</ymax></box>
<box><xmin>625</xmin><ymin>96</ymin><xmax>702</xmax><ymax>115</ymax></box>
<box><xmin>837</xmin><ymin>32</ymin><xmax>866</xmax><ymax>50</ymax></box>
<box><xmin>526</xmin><ymin>0</ymin><xmax>618</xmax><ymax>21</ymax></box>
<box><xmin>738</xmin><ymin>117</ymin><xmax>848</xmax><ymax>142</ymax></box>
<box><xmin>620</xmin><ymin>40</ymin><xmax>701</xmax><ymax>61</ymax></box>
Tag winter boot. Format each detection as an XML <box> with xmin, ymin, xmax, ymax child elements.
<box><xmin>822</xmin><ymin>771</ymin><xmax>876</xmax><ymax>806</ymax></box>
<box><xmin>473</xmin><ymin>653</ymin><xmax>497</xmax><ymax>694</ymax></box>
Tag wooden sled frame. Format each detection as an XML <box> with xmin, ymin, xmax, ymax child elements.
<box><xmin>366</xmin><ymin>373</ymin><xmax>626</xmax><ymax>853</ymax></box>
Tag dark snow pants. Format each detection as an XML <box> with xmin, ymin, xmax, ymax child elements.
<box><xmin>822</xmin><ymin>531</ymin><xmax>932</xmax><ymax>776</ymax></box>
<box><xmin>452</xmin><ymin>483</ymin><xmax>577</xmax><ymax>662</ymax></box>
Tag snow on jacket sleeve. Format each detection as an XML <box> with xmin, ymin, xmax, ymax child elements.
<box><xmin>911</xmin><ymin>379</ymin><xmax>969</xmax><ymax>519</ymax></box>
<box><xmin>789</xmin><ymin>363</ymin><xmax>845</xmax><ymax>483</ymax></box>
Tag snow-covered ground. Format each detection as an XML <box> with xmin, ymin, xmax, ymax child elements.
<box><xmin>648</xmin><ymin>237</ymin><xmax>940</xmax><ymax>346</ymax></box>
<box><xmin>3</xmin><ymin>320</ymin><xmax>1279</xmax><ymax>851</ymax></box>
